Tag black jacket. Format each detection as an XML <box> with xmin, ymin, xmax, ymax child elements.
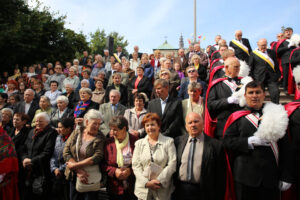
<box><xmin>104</xmin><ymin>84</ymin><xmax>128</xmax><ymax>106</ymax></box>
<box><xmin>229</xmin><ymin>38</ymin><xmax>252</xmax><ymax>62</ymax></box>
<box><xmin>174</xmin><ymin>133</ymin><xmax>226</xmax><ymax>200</ymax></box>
<box><xmin>148</xmin><ymin>97</ymin><xmax>183</xmax><ymax>138</ymax></box>
<box><xmin>14</xmin><ymin>100</ymin><xmax>39</xmax><ymax>123</ymax></box>
<box><xmin>223</xmin><ymin>109</ymin><xmax>293</xmax><ymax>188</ymax></box>
<box><xmin>249</xmin><ymin>49</ymin><xmax>281</xmax><ymax>83</ymax></box>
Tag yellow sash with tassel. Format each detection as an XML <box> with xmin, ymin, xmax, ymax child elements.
<box><xmin>231</xmin><ymin>40</ymin><xmax>249</xmax><ymax>55</ymax></box>
<box><xmin>253</xmin><ymin>50</ymin><xmax>275</xmax><ymax>72</ymax></box>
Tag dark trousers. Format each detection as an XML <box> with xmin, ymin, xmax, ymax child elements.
<box><xmin>235</xmin><ymin>181</ymin><xmax>279</xmax><ymax>200</ymax></box>
<box><xmin>282</xmin><ymin>63</ymin><xmax>289</xmax><ymax>90</ymax></box>
<box><xmin>173</xmin><ymin>181</ymin><xmax>201</xmax><ymax>200</ymax></box>
<box><xmin>266</xmin><ymin>81</ymin><xmax>280</xmax><ymax>104</ymax></box>
<box><xmin>69</xmin><ymin>179</ymin><xmax>98</xmax><ymax>200</ymax></box>
<box><xmin>109</xmin><ymin>192</ymin><xmax>137</xmax><ymax>200</ymax></box>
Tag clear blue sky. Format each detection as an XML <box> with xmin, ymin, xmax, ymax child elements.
<box><xmin>29</xmin><ymin>0</ymin><xmax>300</xmax><ymax>54</ymax></box>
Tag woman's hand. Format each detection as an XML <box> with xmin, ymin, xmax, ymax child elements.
<box><xmin>66</xmin><ymin>161</ymin><xmax>77</xmax><ymax>170</ymax></box>
<box><xmin>22</xmin><ymin>158</ymin><xmax>32</xmax><ymax>168</ymax></box>
<box><xmin>130</xmin><ymin>130</ymin><xmax>140</xmax><ymax>138</ymax></box>
<box><xmin>75</xmin><ymin>118</ymin><xmax>84</xmax><ymax>125</ymax></box>
<box><xmin>115</xmin><ymin>168</ymin><xmax>132</xmax><ymax>180</ymax></box>
<box><xmin>145</xmin><ymin>179</ymin><xmax>161</xmax><ymax>190</ymax></box>
<box><xmin>76</xmin><ymin>169</ymin><xmax>88</xmax><ymax>184</ymax></box>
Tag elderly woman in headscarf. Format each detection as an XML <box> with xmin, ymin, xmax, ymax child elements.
<box><xmin>21</xmin><ymin>112</ymin><xmax>58</xmax><ymax>200</ymax></box>
<box><xmin>63</xmin><ymin>109</ymin><xmax>105</xmax><ymax>200</ymax></box>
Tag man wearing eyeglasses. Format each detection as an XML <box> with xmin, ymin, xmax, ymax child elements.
<box><xmin>178</xmin><ymin>66</ymin><xmax>207</xmax><ymax>100</ymax></box>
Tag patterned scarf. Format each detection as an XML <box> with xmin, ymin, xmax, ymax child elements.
<box><xmin>0</xmin><ymin>126</ymin><xmax>18</xmax><ymax>169</ymax></box>
<box><xmin>74</xmin><ymin>100</ymin><xmax>91</xmax><ymax>118</ymax></box>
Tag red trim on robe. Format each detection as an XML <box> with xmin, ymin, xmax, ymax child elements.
<box><xmin>209</xmin><ymin>65</ymin><xmax>224</xmax><ymax>84</ymax></box>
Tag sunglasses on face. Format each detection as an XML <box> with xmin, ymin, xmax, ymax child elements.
<box><xmin>188</xmin><ymin>69</ymin><xmax>196</xmax><ymax>73</ymax></box>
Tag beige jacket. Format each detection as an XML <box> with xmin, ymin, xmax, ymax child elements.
<box><xmin>132</xmin><ymin>134</ymin><xmax>176</xmax><ymax>200</ymax></box>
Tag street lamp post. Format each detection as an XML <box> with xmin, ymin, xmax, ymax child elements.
<box><xmin>194</xmin><ymin>0</ymin><xmax>196</xmax><ymax>44</ymax></box>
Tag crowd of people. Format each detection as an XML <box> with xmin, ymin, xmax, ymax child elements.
<box><xmin>0</xmin><ymin>27</ymin><xmax>300</xmax><ymax>200</ymax></box>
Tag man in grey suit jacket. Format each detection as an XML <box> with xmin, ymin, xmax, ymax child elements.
<box><xmin>99</xmin><ymin>89</ymin><xmax>126</xmax><ymax>136</ymax></box>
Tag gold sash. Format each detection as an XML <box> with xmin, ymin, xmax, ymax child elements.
<box><xmin>253</xmin><ymin>50</ymin><xmax>275</xmax><ymax>72</ymax></box>
<box><xmin>231</xmin><ymin>40</ymin><xmax>249</xmax><ymax>55</ymax></box>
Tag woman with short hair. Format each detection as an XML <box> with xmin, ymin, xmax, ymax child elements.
<box><xmin>50</xmin><ymin>96</ymin><xmax>74</xmax><ymax>128</ymax></box>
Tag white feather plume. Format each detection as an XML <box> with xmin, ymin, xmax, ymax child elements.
<box><xmin>239</xmin><ymin>60</ymin><xmax>250</xmax><ymax>77</ymax></box>
<box><xmin>293</xmin><ymin>65</ymin><xmax>300</xmax><ymax>84</ymax></box>
<box><xmin>231</xmin><ymin>76</ymin><xmax>253</xmax><ymax>107</ymax></box>
<box><xmin>290</xmin><ymin>34</ymin><xmax>300</xmax><ymax>47</ymax></box>
<box><xmin>254</xmin><ymin>102</ymin><xmax>288</xmax><ymax>142</ymax></box>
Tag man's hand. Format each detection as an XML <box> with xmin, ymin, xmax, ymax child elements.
<box><xmin>23</xmin><ymin>158</ymin><xmax>32</xmax><ymax>168</ymax></box>
<box><xmin>54</xmin><ymin>168</ymin><xmax>61</xmax><ymax>177</ymax></box>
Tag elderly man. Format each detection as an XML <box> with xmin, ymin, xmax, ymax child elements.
<box><xmin>273</xmin><ymin>27</ymin><xmax>295</xmax><ymax>93</ymax></box>
<box><xmin>103</xmin><ymin>49</ymin><xmax>110</xmax><ymax>64</ymax></box>
<box><xmin>44</xmin><ymin>64</ymin><xmax>66</xmax><ymax>91</ymax></box>
<box><xmin>106</xmin><ymin>62</ymin><xmax>129</xmax><ymax>86</ymax></box>
<box><xmin>229</xmin><ymin>30</ymin><xmax>252</xmax><ymax>63</ymax></box>
<box><xmin>193</xmin><ymin>43</ymin><xmax>209</xmax><ymax>69</ymax></box>
<box><xmin>223</xmin><ymin>81</ymin><xmax>292</xmax><ymax>200</ymax></box>
<box><xmin>173</xmin><ymin>112</ymin><xmax>226</xmax><ymax>200</ymax></box>
<box><xmin>174</xmin><ymin>48</ymin><xmax>189</xmax><ymax>71</ymax></box>
<box><xmin>99</xmin><ymin>89</ymin><xmax>126</xmax><ymax>136</ymax></box>
<box><xmin>115</xmin><ymin>46</ymin><xmax>126</xmax><ymax>59</ymax></box>
<box><xmin>1</xmin><ymin>108</ymin><xmax>14</xmax><ymax>134</ymax></box>
<box><xmin>249</xmin><ymin>38</ymin><xmax>281</xmax><ymax>103</ymax></box>
<box><xmin>208</xmin><ymin>35</ymin><xmax>222</xmax><ymax>59</ymax></box>
<box><xmin>206</xmin><ymin>57</ymin><xmax>243</xmax><ymax>138</ymax></box>
<box><xmin>148</xmin><ymin>79</ymin><xmax>182</xmax><ymax>138</ymax></box>
<box><xmin>62</xmin><ymin>66</ymin><xmax>80</xmax><ymax>92</ymax></box>
<box><xmin>14</xmin><ymin>89</ymin><xmax>39</xmax><ymax>123</ymax></box>
<box><xmin>129</xmin><ymin>45</ymin><xmax>143</xmax><ymax>60</ymax></box>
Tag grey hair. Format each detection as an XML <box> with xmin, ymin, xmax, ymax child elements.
<box><xmin>56</xmin><ymin>95</ymin><xmax>69</xmax><ymax>105</ymax></box>
<box><xmin>35</xmin><ymin>112</ymin><xmax>50</xmax><ymax>123</ymax></box>
<box><xmin>2</xmin><ymin>108</ymin><xmax>14</xmax><ymax>118</ymax></box>
<box><xmin>109</xmin><ymin>89</ymin><xmax>121</xmax><ymax>97</ymax></box>
<box><xmin>83</xmin><ymin>109</ymin><xmax>103</xmax><ymax>126</ymax></box>
<box><xmin>73</xmin><ymin>59</ymin><xmax>79</xmax><ymax>64</ymax></box>
<box><xmin>69</xmin><ymin>66</ymin><xmax>77</xmax><ymax>73</ymax></box>
<box><xmin>188</xmin><ymin>82</ymin><xmax>202</xmax><ymax>91</ymax></box>
<box><xmin>64</xmin><ymin>83</ymin><xmax>74</xmax><ymax>90</ymax></box>
<box><xmin>40</xmin><ymin>96</ymin><xmax>51</xmax><ymax>106</ymax></box>
<box><xmin>81</xmin><ymin>79</ymin><xmax>90</xmax><ymax>86</ymax></box>
<box><xmin>25</xmin><ymin>88</ymin><xmax>35</xmax><ymax>95</ymax></box>
<box><xmin>97</xmin><ymin>71</ymin><xmax>106</xmax><ymax>76</ymax></box>
<box><xmin>79</xmin><ymin>87</ymin><xmax>93</xmax><ymax>96</ymax></box>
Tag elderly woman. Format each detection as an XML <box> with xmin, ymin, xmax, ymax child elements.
<box><xmin>21</xmin><ymin>112</ymin><xmax>58</xmax><ymax>199</ymax></box>
<box><xmin>31</xmin><ymin>96</ymin><xmax>52</xmax><ymax>127</ymax></box>
<box><xmin>191</xmin><ymin>54</ymin><xmax>207</xmax><ymax>81</ymax></box>
<box><xmin>50</xmin><ymin>96</ymin><xmax>74</xmax><ymax>127</ymax></box>
<box><xmin>102</xmin><ymin>116</ymin><xmax>138</xmax><ymax>200</ymax></box>
<box><xmin>0</xmin><ymin>113</ymin><xmax>20</xmax><ymax>200</ymax></box>
<box><xmin>129</xmin><ymin>66</ymin><xmax>151</xmax><ymax>101</ymax></box>
<box><xmin>124</xmin><ymin>93</ymin><xmax>148</xmax><ymax>138</ymax></box>
<box><xmin>92</xmin><ymin>80</ymin><xmax>106</xmax><ymax>105</ymax></box>
<box><xmin>62</xmin><ymin>66</ymin><xmax>80</xmax><ymax>92</ymax></box>
<box><xmin>63</xmin><ymin>109</ymin><xmax>105</xmax><ymax>200</ymax></box>
<box><xmin>132</xmin><ymin>113</ymin><xmax>176</xmax><ymax>200</ymax></box>
<box><xmin>182</xmin><ymin>82</ymin><xmax>204</xmax><ymax>124</ymax></box>
<box><xmin>9</xmin><ymin>112</ymin><xmax>30</xmax><ymax>197</ymax></box>
<box><xmin>1</xmin><ymin>108</ymin><xmax>14</xmax><ymax>134</ymax></box>
<box><xmin>62</xmin><ymin>83</ymin><xmax>78</xmax><ymax>109</ymax></box>
<box><xmin>50</xmin><ymin>118</ymin><xmax>74</xmax><ymax>200</ymax></box>
<box><xmin>74</xmin><ymin>88</ymin><xmax>99</xmax><ymax>126</ymax></box>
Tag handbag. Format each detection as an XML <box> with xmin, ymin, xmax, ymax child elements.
<box><xmin>32</xmin><ymin>176</ymin><xmax>46</xmax><ymax>195</ymax></box>
<box><xmin>75</xmin><ymin>132</ymin><xmax>102</xmax><ymax>193</ymax></box>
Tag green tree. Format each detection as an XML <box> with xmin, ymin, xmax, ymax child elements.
<box><xmin>0</xmin><ymin>0</ymin><xmax>89</xmax><ymax>73</ymax></box>
<box><xmin>89</xmin><ymin>28</ymin><xmax>129</xmax><ymax>56</ymax></box>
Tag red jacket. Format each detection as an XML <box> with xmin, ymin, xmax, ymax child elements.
<box><xmin>102</xmin><ymin>134</ymin><xmax>138</xmax><ymax>195</ymax></box>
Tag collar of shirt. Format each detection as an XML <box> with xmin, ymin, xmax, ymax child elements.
<box><xmin>160</xmin><ymin>96</ymin><xmax>169</xmax><ymax>104</ymax></box>
<box><xmin>188</xmin><ymin>133</ymin><xmax>204</xmax><ymax>143</ymax></box>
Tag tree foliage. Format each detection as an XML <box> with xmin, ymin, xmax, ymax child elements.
<box><xmin>89</xmin><ymin>28</ymin><xmax>129</xmax><ymax>56</ymax></box>
<box><xmin>0</xmin><ymin>0</ymin><xmax>89</xmax><ymax>73</ymax></box>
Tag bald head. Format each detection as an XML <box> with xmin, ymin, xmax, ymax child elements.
<box><xmin>185</xmin><ymin>112</ymin><xmax>204</xmax><ymax>137</ymax></box>
<box><xmin>218</xmin><ymin>39</ymin><xmax>227</xmax><ymax>46</ymax></box>
<box><xmin>224</xmin><ymin>57</ymin><xmax>240</xmax><ymax>78</ymax></box>
<box><xmin>257</xmin><ymin>38</ymin><xmax>267</xmax><ymax>53</ymax></box>
<box><xmin>235</xmin><ymin>30</ymin><xmax>243</xmax><ymax>41</ymax></box>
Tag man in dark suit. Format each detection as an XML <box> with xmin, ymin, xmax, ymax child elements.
<box><xmin>116</xmin><ymin>46</ymin><xmax>126</xmax><ymax>59</ymax></box>
<box><xmin>174</xmin><ymin>48</ymin><xmax>189</xmax><ymax>72</ymax></box>
<box><xmin>148</xmin><ymin>79</ymin><xmax>182</xmax><ymax>138</ymax></box>
<box><xmin>274</xmin><ymin>27</ymin><xmax>295</xmax><ymax>92</ymax></box>
<box><xmin>229</xmin><ymin>30</ymin><xmax>252</xmax><ymax>63</ymax></box>
<box><xmin>249</xmin><ymin>38</ymin><xmax>281</xmax><ymax>103</ymax></box>
<box><xmin>104</xmin><ymin>72</ymin><xmax>128</xmax><ymax>106</ymax></box>
<box><xmin>173</xmin><ymin>112</ymin><xmax>226</xmax><ymax>200</ymax></box>
<box><xmin>206</xmin><ymin>57</ymin><xmax>242</xmax><ymax>138</ymax></box>
<box><xmin>129</xmin><ymin>45</ymin><xmax>143</xmax><ymax>59</ymax></box>
<box><xmin>223</xmin><ymin>81</ymin><xmax>293</xmax><ymax>200</ymax></box>
<box><xmin>14</xmin><ymin>89</ymin><xmax>39</xmax><ymax>124</ymax></box>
